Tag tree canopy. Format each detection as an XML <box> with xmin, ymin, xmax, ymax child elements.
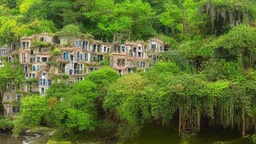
<box><xmin>1</xmin><ymin>0</ymin><xmax>256</xmax><ymax>44</ymax></box>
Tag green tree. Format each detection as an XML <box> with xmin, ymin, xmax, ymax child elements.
<box><xmin>158</xmin><ymin>2</ymin><xmax>183</xmax><ymax>34</ymax></box>
<box><xmin>0</xmin><ymin>61</ymin><xmax>24</xmax><ymax>92</ymax></box>
<box><xmin>86</xmin><ymin>67</ymin><xmax>120</xmax><ymax>96</ymax></box>
<box><xmin>85</xmin><ymin>0</ymin><xmax>156</xmax><ymax>40</ymax></box>
<box><xmin>104</xmin><ymin>74</ymin><xmax>150</xmax><ymax>140</ymax></box>
<box><xmin>46</xmin><ymin>80</ymin><xmax>98</xmax><ymax>138</ymax></box>
<box><xmin>46</xmin><ymin>82</ymin><xmax>73</xmax><ymax>99</ymax></box>
<box><xmin>55</xmin><ymin>24</ymin><xmax>81</xmax><ymax>36</ymax></box>
<box><xmin>13</xmin><ymin>95</ymin><xmax>49</xmax><ymax>136</ymax></box>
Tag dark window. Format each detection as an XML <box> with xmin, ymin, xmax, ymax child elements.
<box><xmin>48</xmin><ymin>80</ymin><xmax>52</xmax><ymax>86</ymax></box>
<box><xmin>122</xmin><ymin>46</ymin><xmax>126</xmax><ymax>52</ymax></box>
<box><xmin>119</xmin><ymin>70</ymin><xmax>122</xmax><ymax>76</ymax></box>
<box><xmin>41</xmin><ymin>88</ymin><xmax>45</xmax><ymax>94</ymax></box>
<box><xmin>151</xmin><ymin>43</ymin><xmax>156</xmax><ymax>48</ymax></box>
<box><xmin>70</xmin><ymin>55</ymin><xmax>73</xmax><ymax>61</ymax></box>
<box><xmin>93</xmin><ymin>44</ymin><xmax>97</xmax><ymax>52</ymax></box>
<box><xmin>128</xmin><ymin>68</ymin><xmax>134</xmax><ymax>73</ymax></box>
<box><xmin>22</xmin><ymin>42</ymin><xmax>26</xmax><ymax>48</ymax></box>
<box><xmin>24</xmin><ymin>66</ymin><xmax>28</xmax><ymax>73</ymax></box>
<box><xmin>30</xmin><ymin>58</ymin><xmax>35</xmax><ymax>63</ymax></box>
<box><xmin>84</xmin><ymin>53</ymin><xmax>88</xmax><ymax>61</ymax></box>
<box><xmin>13</xmin><ymin>44</ymin><xmax>16</xmax><ymax>50</ymax></box>
<box><xmin>117</xmin><ymin>59</ymin><xmax>125</xmax><ymax>66</ymax></box>
<box><xmin>42</xmin><ymin>57</ymin><xmax>47</xmax><ymax>62</ymax></box>
<box><xmin>140</xmin><ymin>62</ymin><xmax>146</xmax><ymax>68</ymax></box>
<box><xmin>16</xmin><ymin>95</ymin><xmax>21</xmax><ymax>102</ymax></box>
<box><xmin>138</xmin><ymin>52</ymin><xmax>143</xmax><ymax>57</ymax></box>
<box><xmin>98</xmin><ymin>55</ymin><xmax>103</xmax><ymax>61</ymax></box>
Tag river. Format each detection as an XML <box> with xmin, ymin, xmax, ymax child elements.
<box><xmin>131</xmin><ymin>125</ymin><xmax>252</xmax><ymax>144</ymax></box>
<box><xmin>0</xmin><ymin>132</ymin><xmax>48</xmax><ymax>144</ymax></box>
<box><xmin>0</xmin><ymin>126</ymin><xmax>252</xmax><ymax>144</ymax></box>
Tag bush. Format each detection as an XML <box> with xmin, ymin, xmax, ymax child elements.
<box><xmin>252</xmin><ymin>134</ymin><xmax>256</xmax><ymax>144</ymax></box>
<box><xmin>46</xmin><ymin>61</ymin><xmax>58</xmax><ymax>66</ymax></box>
<box><xmin>51</xmin><ymin>48</ymin><xmax>61</xmax><ymax>55</ymax></box>
<box><xmin>62</xmin><ymin>74</ymin><xmax>69</xmax><ymax>80</ymax></box>
<box><xmin>31</xmin><ymin>41</ymin><xmax>52</xmax><ymax>48</ymax></box>
<box><xmin>100</xmin><ymin>55</ymin><xmax>110</xmax><ymax>66</ymax></box>
<box><xmin>0</xmin><ymin>118</ymin><xmax>13</xmax><ymax>130</ymax></box>
<box><xmin>24</xmin><ymin>78</ymin><xmax>38</xmax><ymax>83</ymax></box>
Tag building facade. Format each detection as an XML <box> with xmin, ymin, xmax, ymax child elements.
<box><xmin>0</xmin><ymin>33</ymin><xmax>166</xmax><ymax>116</ymax></box>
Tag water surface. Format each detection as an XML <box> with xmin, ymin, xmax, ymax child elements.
<box><xmin>0</xmin><ymin>126</ymin><xmax>252</xmax><ymax>144</ymax></box>
<box><xmin>0</xmin><ymin>133</ymin><xmax>47</xmax><ymax>144</ymax></box>
<box><xmin>131</xmin><ymin>125</ymin><xmax>252</xmax><ymax>144</ymax></box>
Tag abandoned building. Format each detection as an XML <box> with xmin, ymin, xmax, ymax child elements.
<box><xmin>0</xmin><ymin>33</ymin><xmax>165</xmax><ymax>116</ymax></box>
<box><xmin>2</xmin><ymin>81</ymin><xmax>22</xmax><ymax>116</ymax></box>
<box><xmin>0</xmin><ymin>44</ymin><xmax>8</xmax><ymax>67</ymax></box>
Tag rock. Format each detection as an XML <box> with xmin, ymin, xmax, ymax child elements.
<box><xmin>25</xmin><ymin>130</ymin><xmax>31</xmax><ymax>133</ymax></box>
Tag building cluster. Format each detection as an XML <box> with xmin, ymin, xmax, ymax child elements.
<box><xmin>0</xmin><ymin>33</ymin><xmax>165</xmax><ymax>116</ymax></box>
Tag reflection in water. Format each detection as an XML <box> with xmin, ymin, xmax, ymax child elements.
<box><xmin>0</xmin><ymin>133</ymin><xmax>46</xmax><ymax>144</ymax></box>
<box><xmin>131</xmin><ymin>126</ymin><xmax>182</xmax><ymax>144</ymax></box>
<box><xmin>0</xmin><ymin>134</ymin><xmax>24</xmax><ymax>144</ymax></box>
<box><xmin>131</xmin><ymin>125</ymin><xmax>252</xmax><ymax>144</ymax></box>
<box><xmin>0</xmin><ymin>126</ymin><xmax>253</xmax><ymax>144</ymax></box>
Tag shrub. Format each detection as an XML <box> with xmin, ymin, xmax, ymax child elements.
<box><xmin>51</xmin><ymin>48</ymin><xmax>61</xmax><ymax>55</ymax></box>
<box><xmin>46</xmin><ymin>61</ymin><xmax>58</xmax><ymax>66</ymax></box>
<box><xmin>0</xmin><ymin>118</ymin><xmax>13</xmax><ymax>130</ymax></box>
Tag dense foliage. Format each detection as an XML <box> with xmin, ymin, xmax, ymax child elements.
<box><xmin>0</xmin><ymin>60</ymin><xmax>24</xmax><ymax>97</ymax></box>
<box><xmin>1</xmin><ymin>0</ymin><xmax>256</xmax><ymax>43</ymax></box>
<box><xmin>11</xmin><ymin>54</ymin><xmax>256</xmax><ymax>142</ymax></box>
<box><xmin>12</xmin><ymin>67</ymin><xmax>120</xmax><ymax>140</ymax></box>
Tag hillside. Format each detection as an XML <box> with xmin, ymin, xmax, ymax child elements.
<box><xmin>1</xmin><ymin>0</ymin><xmax>256</xmax><ymax>143</ymax></box>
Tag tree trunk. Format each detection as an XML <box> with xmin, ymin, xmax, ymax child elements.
<box><xmin>197</xmin><ymin>110</ymin><xmax>200</xmax><ymax>134</ymax></box>
<box><xmin>182</xmin><ymin>118</ymin><xmax>186</xmax><ymax>134</ymax></box>
<box><xmin>179</xmin><ymin>111</ymin><xmax>182</xmax><ymax>136</ymax></box>
<box><xmin>242</xmin><ymin>104</ymin><xmax>246</xmax><ymax>138</ymax></box>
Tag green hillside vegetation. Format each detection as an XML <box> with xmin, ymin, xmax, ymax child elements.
<box><xmin>1</xmin><ymin>0</ymin><xmax>256</xmax><ymax>143</ymax></box>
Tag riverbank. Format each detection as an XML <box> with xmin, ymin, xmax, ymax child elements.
<box><xmin>0</xmin><ymin>128</ymin><xmax>50</xmax><ymax>144</ymax></box>
<box><xmin>0</xmin><ymin>124</ymin><xmax>253</xmax><ymax>144</ymax></box>
<box><xmin>47</xmin><ymin>125</ymin><xmax>254</xmax><ymax>144</ymax></box>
